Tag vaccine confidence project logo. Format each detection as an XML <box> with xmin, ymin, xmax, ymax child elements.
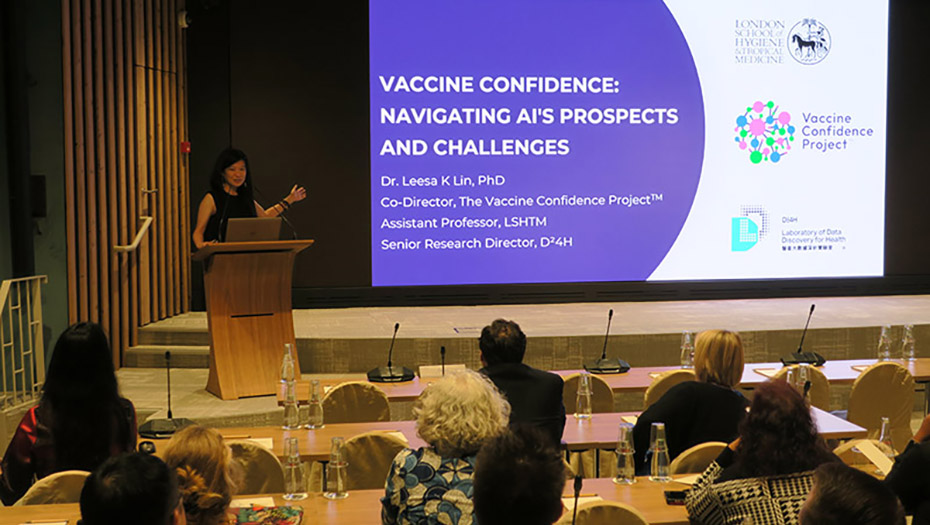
<box><xmin>734</xmin><ymin>101</ymin><xmax>795</xmax><ymax>164</ymax></box>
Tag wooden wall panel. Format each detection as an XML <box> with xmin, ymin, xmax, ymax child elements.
<box><xmin>61</xmin><ymin>0</ymin><xmax>190</xmax><ymax>367</ymax></box>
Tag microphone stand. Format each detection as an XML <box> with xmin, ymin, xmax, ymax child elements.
<box><xmin>780</xmin><ymin>304</ymin><xmax>826</xmax><ymax>366</ymax></box>
<box><xmin>367</xmin><ymin>323</ymin><xmax>415</xmax><ymax>382</ymax></box>
<box><xmin>584</xmin><ymin>309</ymin><xmax>631</xmax><ymax>374</ymax></box>
<box><xmin>139</xmin><ymin>351</ymin><xmax>195</xmax><ymax>438</ymax></box>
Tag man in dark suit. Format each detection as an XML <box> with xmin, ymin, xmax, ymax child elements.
<box><xmin>478</xmin><ymin>319</ymin><xmax>565</xmax><ymax>446</ymax></box>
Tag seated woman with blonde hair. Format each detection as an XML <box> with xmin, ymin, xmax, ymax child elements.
<box><xmin>633</xmin><ymin>329</ymin><xmax>748</xmax><ymax>474</ymax></box>
<box><xmin>163</xmin><ymin>425</ymin><xmax>241</xmax><ymax>525</ymax></box>
<box><xmin>381</xmin><ymin>369</ymin><xmax>511</xmax><ymax>525</ymax></box>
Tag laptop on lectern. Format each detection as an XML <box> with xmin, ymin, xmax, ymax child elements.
<box><xmin>224</xmin><ymin>217</ymin><xmax>283</xmax><ymax>242</ymax></box>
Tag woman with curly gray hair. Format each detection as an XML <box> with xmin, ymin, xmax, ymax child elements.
<box><xmin>381</xmin><ymin>369</ymin><xmax>511</xmax><ymax>525</ymax></box>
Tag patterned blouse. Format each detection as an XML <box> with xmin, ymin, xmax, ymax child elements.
<box><xmin>381</xmin><ymin>447</ymin><xmax>477</xmax><ymax>525</ymax></box>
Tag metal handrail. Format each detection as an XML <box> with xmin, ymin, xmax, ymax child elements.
<box><xmin>114</xmin><ymin>216</ymin><xmax>153</xmax><ymax>253</ymax></box>
<box><xmin>0</xmin><ymin>275</ymin><xmax>48</xmax><ymax>409</ymax></box>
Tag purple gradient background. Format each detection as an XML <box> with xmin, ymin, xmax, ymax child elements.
<box><xmin>370</xmin><ymin>0</ymin><xmax>704</xmax><ymax>286</ymax></box>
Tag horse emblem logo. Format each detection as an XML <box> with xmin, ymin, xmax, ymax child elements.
<box><xmin>788</xmin><ymin>19</ymin><xmax>831</xmax><ymax>65</ymax></box>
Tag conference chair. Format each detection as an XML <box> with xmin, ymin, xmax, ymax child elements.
<box><xmin>13</xmin><ymin>470</ymin><xmax>89</xmax><ymax>505</ymax></box>
<box><xmin>557</xmin><ymin>500</ymin><xmax>649</xmax><ymax>525</ymax></box>
<box><xmin>833</xmin><ymin>438</ymin><xmax>896</xmax><ymax>467</ymax></box>
<box><xmin>228</xmin><ymin>440</ymin><xmax>286</xmax><ymax>494</ymax></box>
<box><xmin>773</xmin><ymin>364</ymin><xmax>831</xmax><ymax>410</ymax></box>
<box><xmin>847</xmin><ymin>362</ymin><xmax>915</xmax><ymax>451</ymax></box>
<box><xmin>669</xmin><ymin>441</ymin><xmax>727</xmax><ymax>475</ymax></box>
<box><xmin>322</xmin><ymin>381</ymin><xmax>391</xmax><ymax>424</ymax></box>
<box><xmin>563</xmin><ymin>373</ymin><xmax>614</xmax><ymax>477</ymax></box>
<box><xmin>342</xmin><ymin>430</ymin><xmax>409</xmax><ymax>490</ymax></box>
<box><xmin>643</xmin><ymin>369</ymin><xmax>696</xmax><ymax>409</ymax></box>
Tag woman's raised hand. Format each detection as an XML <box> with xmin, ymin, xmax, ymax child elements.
<box><xmin>286</xmin><ymin>184</ymin><xmax>307</xmax><ymax>204</ymax></box>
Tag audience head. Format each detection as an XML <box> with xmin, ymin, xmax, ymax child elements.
<box><xmin>414</xmin><ymin>369</ymin><xmax>511</xmax><ymax>457</ymax></box>
<box><xmin>163</xmin><ymin>426</ymin><xmax>239</xmax><ymax>525</ymax></box>
<box><xmin>693</xmin><ymin>329</ymin><xmax>744</xmax><ymax>388</ymax></box>
<box><xmin>474</xmin><ymin>426</ymin><xmax>566</xmax><ymax>525</ymax></box>
<box><xmin>479</xmin><ymin>319</ymin><xmax>528</xmax><ymax>365</ymax></box>
<box><xmin>80</xmin><ymin>452</ymin><xmax>185</xmax><ymax>525</ymax></box>
<box><xmin>736</xmin><ymin>379</ymin><xmax>837</xmax><ymax>477</ymax></box>
<box><xmin>42</xmin><ymin>322</ymin><xmax>124</xmax><ymax>470</ymax></box>
<box><xmin>209</xmin><ymin>147</ymin><xmax>253</xmax><ymax>196</ymax></box>
<box><xmin>800</xmin><ymin>462</ymin><xmax>904</xmax><ymax>525</ymax></box>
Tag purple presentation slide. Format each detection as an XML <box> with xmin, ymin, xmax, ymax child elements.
<box><xmin>370</xmin><ymin>0</ymin><xmax>704</xmax><ymax>286</ymax></box>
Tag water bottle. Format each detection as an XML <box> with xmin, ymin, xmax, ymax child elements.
<box><xmin>283</xmin><ymin>380</ymin><xmax>300</xmax><ymax>430</ymax></box>
<box><xmin>283</xmin><ymin>437</ymin><xmax>308</xmax><ymax>501</ymax></box>
<box><xmin>680</xmin><ymin>331</ymin><xmax>694</xmax><ymax>368</ymax></box>
<box><xmin>306</xmin><ymin>379</ymin><xmax>325</xmax><ymax>429</ymax></box>
<box><xmin>574</xmin><ymin>372</ymin><xmax>593</xmax><ymax>419</ymax></box>
<box><xmin>649</xmin><ymin>423</ymin><xmax>670</xmax><ymax>482</ymax></box>
<box><xmin>650</xmin><ymin>437</ymin><xmax>671</xmax><ymax>483</ymax></box>
<box><xmin>877</xmin><ymin>325</ymin><xmax>892</xmax><ymax>361</ymax></box>
<box><xmin>878</xmin><ymin>416</ymin><xmax>895</xmax><ymax>459</ymax></box>
<box><xmin>613</xmin><ymin>423</ymin><xmax>636</xmax><ymax>485</ymax></box>
<box><xmin>281</xmin><ymin>343</ymin><xmax>296</xmax><ymax>383</ymax></box>
<box><xmin>324</xmin><ymin>437</ymin><xmax>349</xmax><ymax>500</ymax></box>
<box><xmin>902</xmin><ymin>325</ymin><xmax>916</xmax><ymax>361</ymax></box>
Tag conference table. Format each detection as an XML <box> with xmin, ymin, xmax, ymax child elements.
<box><xmin>0</xmin><ymin>477</ymin><xmax>699</xmax><ymax>525</ymax></box>
<box><xmin>145</xmin><ymin>409</ymin><xmax>865</xmax><ymax>463</ymax></box>
<box><xmin>282</xmin><ymin>357</ymin><xmax>930</xmax><ymax>409</ymax></box>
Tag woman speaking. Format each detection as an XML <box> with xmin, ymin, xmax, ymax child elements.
<box><xmin>192</xmin><ymin>148</ymin><xmax>307</xmax><ymax>249</ymax></box>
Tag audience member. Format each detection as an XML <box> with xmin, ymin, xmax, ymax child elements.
<box><xmin>473</xmin><ymin>426</ymin><xmax>566</xmax><ymax>525</ymax></box>
<box><xmin>1</xmin><ymin>322</ymin><xmax>137</xmax><ymax>505</ymax></box>
<box><xmin>885</xmin><ymin>412</ymin><xmax>930</xmax><ymax>524</ymax></box>
<box><xmin>478</xmin><ymin>319</ymin><xmax>565</xmax><ymax>446</ymax></box>
<box><xmin>163</xmin><ymin>426</ymin><xmax>241</xmax><ymax>525</ymax></box>
<box><xmin>633</xmin><ymin>329</ymin><xmax>748</xmax><ymax>473</ymax></box>
<box><xmin>381</xmin><ymin>369</ymin><xmax>510</xmax><ymax>525</ymax></box>
<box><xmin>685</xmin><ymin>379</ymin><xmax>840</xmax><ymax>525</ymax></box>
<box><xmin>800</xmin><ymin>462</ymin><xmax>904</xmax><ymax>525</ymax></box>
<box><xmin>80</xmin><ymin>452</ymin><xmax>186</xmax><ymax>525</ymax></box>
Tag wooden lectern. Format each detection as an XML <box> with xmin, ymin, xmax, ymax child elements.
<box><xmin>192</xmin><ymin>240</ymin><xmax>313</xmax><ymax>400</ymax></box>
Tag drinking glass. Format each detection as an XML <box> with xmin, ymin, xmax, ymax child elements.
<box><xmin>324</xmin><ymin>437</ymin><xmax>349</xmax><ymax>500</ymax></box>
<box><xmin>613</xmin><ymin>423</ymin><xmax>636</xmax><ymax>485</ymax></box>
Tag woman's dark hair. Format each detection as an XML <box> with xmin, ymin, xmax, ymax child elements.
<box><xmin>209</xmin><ymin>147</ymin><xmax>256</xmax><ymax>209</ymax></box>
<box><xmin>40</xmin><ymin>322</ymin><xmax>127</xmax><ymax>471</ymax></box>
<box><xmin>80</xmin><ymin>453</ymin><xmax>180</xmax><ymax>525</ymax></box>
<box><xmin>735</xmin><ymin>379</ymin><xmax>838</xmax><ymax>477</ymax></box>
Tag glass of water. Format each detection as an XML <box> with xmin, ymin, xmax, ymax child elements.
<box><xmin>614</xmin><ymin>423</ymin><xmax>636</xmax><ymax>485</ymax></box>
<box><xmin>324</xmin><ymin>437</ymin><xmax>349</xmax><ymax>500</ymax></box>
<box><xmin>306</xmin><ymin>379</ymin><xmax>325</xmax><ymax>429</ymax></box>
<box><xmin>283</xmin><ymin>437</ymin><xmax>308</xmax><ymax>500</ymax></box>
<box><xmin>574</xmin><ymin>372</ymin><xmax>593</xmax><ymax>419</ymax></box>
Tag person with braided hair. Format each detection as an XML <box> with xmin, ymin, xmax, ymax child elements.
<box><xmin>163</xmin><ymin>426</ymin><xmax>242</xmax><ymax>525</ymax></box>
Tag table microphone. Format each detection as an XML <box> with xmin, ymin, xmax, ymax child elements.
<box><xmin>368</xmin><ymin>323</ymin><xmax>415</xmax><ymax>382</ymax></box>
<box><xmin>139</xmin><ymin>351</ymin><xmax>195</xmax><ymax>438</ymax></box>
<box><xmin>584</xmin><ymin>309</ymin><xmax>630</xmax><ymax>374</ymax></box>
<box><xmin>440</xmin><ymin>346</ymin><xmax>446</xmax><ymax>376</ymax></box>
<box><xmin>572</xmin><ymin>475</ymin><xmax>583</xmax><ymax>525</ymax></box>
<box><xmin>780</xmin><ymin>304</ymin><xmax>826</xmax><ymax>366</ymax></box>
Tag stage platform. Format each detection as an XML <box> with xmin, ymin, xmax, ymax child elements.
<box><xmin>113</xmin><ymin>294</ymin><xmax>930</xmax><ymax>429</ymax></box>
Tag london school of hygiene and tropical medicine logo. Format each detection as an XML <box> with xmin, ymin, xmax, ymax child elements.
<box><xmin>731</xmin><ymin>205</ymin><xmax>769</xmax><ymax>252</ymax></box>
<box><xmin>788</xmin><ymin>19</ymin><xmax>831</xmax><ymax>65</ymax></box>
<box><xmin>734</xmin><ymin>100</ymin><xmax>795</xmax><ymax>164</ymax></box>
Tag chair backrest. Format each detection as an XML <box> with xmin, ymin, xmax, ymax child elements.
<box><xmin>557</xmin><ymin>500</ymin><xmax>649</xmax><ymax>525</ymax></box>
<box><xmin>773</xmin><ymin>365</ymin><xmax>831</xmax><ymax>410</ymax></box>
<box><xmin>14</xmin><ymin>470</ymin><xmax>90</xmax><ymax>506</ymax></box>
<box><xmin>669</xmin><ymin>441</ymin><xmax>727</xmax><ymax>475</ymax></box>
<box><xmin>833</xmin><ymin>438</ymin><xmax>897</xmax><ymax>466</ymax></box>
<box><xmin>644</xmin><ymin>369</ymin><xmax>695</xmax><ymax>409</ymax></box>
<box><xmin>848</xmin><ymin>362</ymin><xmax>915</xmax><ymax>450</ymax></box>
<box><xmin>342</xmin><ymin>431</ymin><xmax>409</xmax><ymax>490</ymax></box>
<box><xmin>228</xmin><ymin>440</ymin><xmax>286</xmax><ymax>494</ymax></box>
<box><xmin>563</xmin><ymin>373</ymin><xmax>614</xmax><ymax>413</ymax></box>
<box><xmin>322</xmin><ymin>381</ymin><xmax>391</xmax><ymax>424</ymax></box>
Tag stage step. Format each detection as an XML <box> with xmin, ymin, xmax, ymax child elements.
<box><xmin>124</xmin><ymin>345</ymin><xmax>210</xmax><ymax>368</ymax></box>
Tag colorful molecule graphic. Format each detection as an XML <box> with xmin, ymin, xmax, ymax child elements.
<box><xmin>734</xmin><ymin>100</ymin><xmax>795</xmax><ymax>164</ymax></box>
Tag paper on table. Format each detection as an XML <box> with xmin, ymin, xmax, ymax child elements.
<box><xmin>562</xmin><ymin>495</ymin><xmax>603</xmax><ymax>512</ymax></box>
<box><xmin>851</xmin><ymin>365</ymin><xmax>870</xmax><ymax>373</ymax></box>
<box><xmin>857</xmin><ymin>440</ymin><xmax>895</xmax><ymax>475</ymax></box>
<box><xmin>323</xmin><ymin>385</ymin><xmax>333</xmax><ymax>394</ymax></box>
<box><xmin>246</xmin><ymin>437</ymin><xmax>274</xmax><ymax>450</ymax></box>
<box><xmin>384</xmin><ymin>431</ymin><xmax>409</xmax><ymax>444</ymax></box>
<box><xmin>231</xmin><ymin>496</ymin><xmax>277</xmax><ymax>508</ymax></box>
<box><xmin>621</xmin><ymin>415</ymin><xmax>638</xmax><ymax>425</ymax></box>
<box><xmin>753</xmin><ymin>368</ymin><xmax>780</xmax><ymax>379</ymax></box>
<box><xmin>648</xmin><ymin>372</ymin><xmax>662</xmax><ymax>379</ymax></box>
<box><xmin>673</xmin><ymin>473</ymin><xmax>702</xmax><ymax>485</ymax></box>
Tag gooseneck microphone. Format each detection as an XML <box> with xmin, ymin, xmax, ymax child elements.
<box><xmin>253</xmin><ymin>185</ymin><xmax>299</xmax><ymax>240</ymax></box>
<box><xmin>584</xmin><ymin>309</ymin><xmax>631</xmax><ymax>374</ymax></box>
<box><xmin>368</xmin><ymin>323</ymin><xmax>415</xmax><ymax>383</ymax></box>
<box><xmin>571</xmin><ymin>476</ymin><xmax>583</xmax><ymax>525</ymax></box>
<box><xmin>780</xmin><ymin>304</ymin><xmax>826</xmax><ymax>366</ymax></box>
<box><xmin>440</xmin><ymin>346</ymin><xmax>446</xmax><ymax>376</ymax></box>
<box><xmin>139</xmin><ymin>351</ymin><xmax>195</xmax><ymax>438</ymax></box>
